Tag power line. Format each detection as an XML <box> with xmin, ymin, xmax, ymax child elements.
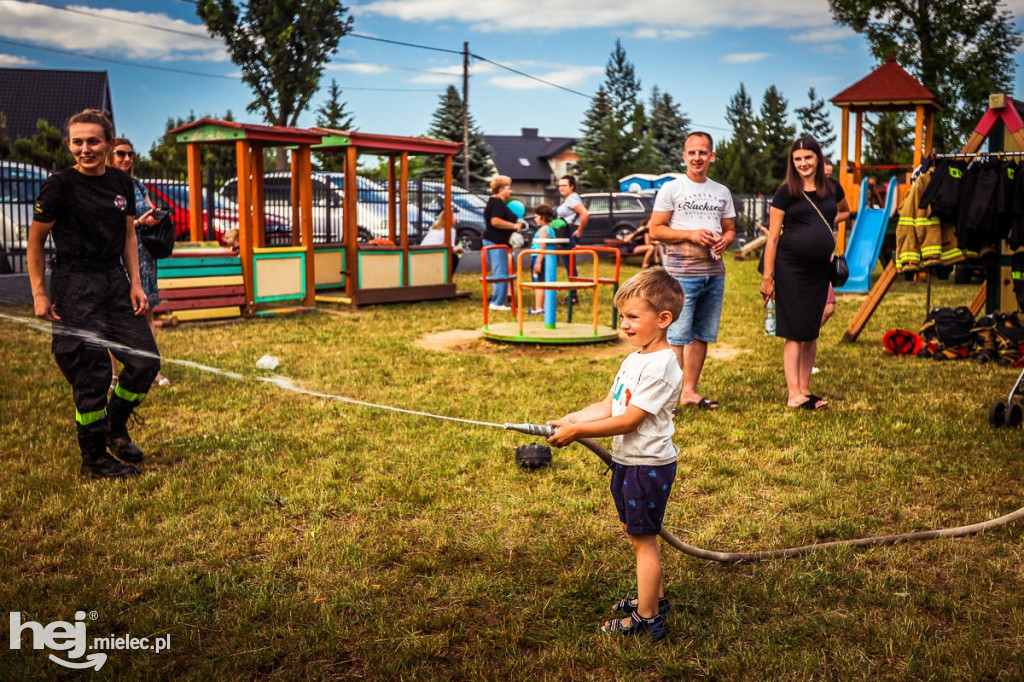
<box><xmin>469</xmin><ymin>53</ymin><xmax>591</xmax><ymax>98</ymax></box>
<box><xmin>0</xmin><ymin>36</ymin><xmax>235</xmax><ymax>79</ymax></box>
<box><xmin>17</xmin><ymin>0</ymin><xmax>216</xmax><ymax>40</ymax></box>
<box><xmin>349</xmin><ymin>32</ymin><xmax>464</xmax><ymax>56</ymax></box>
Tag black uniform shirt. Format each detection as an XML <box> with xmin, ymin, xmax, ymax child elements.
<box><xmin>34</xmin><ymin>167</ymin><xmax>136</xmax><ymax>266</ymax></box>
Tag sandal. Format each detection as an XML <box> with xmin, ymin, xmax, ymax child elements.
<box><xmin>795</xmin><ymin>394</ymin><xmax>828</xmax><ymax>411</ymax></box>
<box><xmin>156</xmin><ymin>375</ymin><xmax>172</xmax><ymax>388</ymax></box>
<box><xmin>612</xmin><ymin>595</ymin><xmax>671</xmax><ymax>618</ymax></box>
<box><xmin>600</xmin><ymin>612</ymin><xmax>666</xmax><ymax>641</ymax></box>
<box><xmin>683</xmin><ymin>397</ymin><xmax>719</xmax><ymax>410</ymax></box>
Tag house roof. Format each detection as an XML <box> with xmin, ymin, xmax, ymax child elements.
<box><xmin>484</xmin><ymin>128</ymin><xmax>575</xmax><ymax>182</ymax></box>
<box><xmin>831</xmin><ymin>55</ymin><xmax>941</xmax><ymax>111</ymax></box>
<box><xmin>0</xmin><ymin>68</ymin><xmax>113</xmax><ymax>141</ymax></box>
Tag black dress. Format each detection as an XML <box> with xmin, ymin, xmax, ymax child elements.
<box><xmin>772</xmin><ymin>182</ymin><xmax>845</xmax><ymax>342</ymax></box>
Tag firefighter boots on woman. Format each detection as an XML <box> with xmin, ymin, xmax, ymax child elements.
<box><xmin>105</xmin><ymin>394</ymin><xmax>144</xmax><ymax>463</ymax></box>
<box><xmin>79</xmin><ymin>424</ymin><xmax>139</xmax><ymax>479</ymax></box>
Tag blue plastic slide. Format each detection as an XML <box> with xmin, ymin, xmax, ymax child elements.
<box><xmin>835</xmin><ymin>176</ymin><xmax>898</xmax><ymax>294</ymax></box>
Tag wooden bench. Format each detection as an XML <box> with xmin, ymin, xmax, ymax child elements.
<box><xmin>155</xmin><ymin>246</ymin><xmax>245</xmax><ymax>322</ymax></box>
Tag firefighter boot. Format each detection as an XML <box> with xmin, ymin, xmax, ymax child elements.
<box><xmin>79</xmin><ymin>424</ymin><xmax>139</xmax><ymax>479</ymax></box>
<box><xmin>106</xmin><ymin>394</ymin><xmax>144</xmax><ymax>463</ymax></box>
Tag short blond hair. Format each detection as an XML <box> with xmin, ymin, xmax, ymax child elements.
<box><xmin>613</xmin><ymin>267</ymin><xmax>684</xmax><ymax>321</ymax></box>
<box><xmin>489</xmin><ymin>175</ymin><xmax>512</xmax><ymax>194</ymax></box>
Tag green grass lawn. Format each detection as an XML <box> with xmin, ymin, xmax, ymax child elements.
<box><xmin>2</xmin><ymin>258</ymin><xmax>1023</xmax><ymax>680</ymax></box>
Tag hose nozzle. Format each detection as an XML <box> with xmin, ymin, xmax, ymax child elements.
<box><xmin>503</xmin><ymin>422</ymin><xmax>555</xmax><ymax>438</ymax></box>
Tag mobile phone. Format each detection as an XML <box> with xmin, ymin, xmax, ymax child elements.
<box><xmin>149</xmin><ymin>209</ymin><xmax>170</xmax><ymax>221</ymax></box>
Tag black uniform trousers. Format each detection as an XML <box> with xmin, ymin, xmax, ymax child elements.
<box><xmin>49</xmin><ymin>263</ymin><xmax>160</xmax><ymax>431</ymax></box>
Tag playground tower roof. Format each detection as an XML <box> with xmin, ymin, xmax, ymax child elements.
<box><xmin>831</xmin><ymin>55</ymin><xmax>941</xmax><ymax>111</ymax></box>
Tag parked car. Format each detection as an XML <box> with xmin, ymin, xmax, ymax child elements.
<box><xmin>221</xmin><ymin>172</ymin><xmax>426</xmax><ymax>243</ymax></box>
<box><xmin>412</xmin><ymin>181</ymin><xmax>488</xmax><ymax>251</ymax></box>
<box><xmin>143</xmin><ymin>179</ymin><xmax>291</xmax><ymax>245</ymax></box>
<box><xmin>576</xmin><ymin>192</ymin><xmax>654</xmax><ymax>244</ymax></box>
<box><xmin>0</xmin><ymin>161</ymin><xmax>50</xmax><ymax>253</ymax></box>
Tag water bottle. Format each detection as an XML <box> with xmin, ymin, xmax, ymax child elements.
<box><xmin>764</xmin><ymin>298</ymin><xmax>776</xmax><ymax>336</ymax></box>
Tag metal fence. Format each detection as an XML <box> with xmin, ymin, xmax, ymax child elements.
<box><xmin>0</xmin><ymin>161</ymin><xmax>773</xmax><ymax>275</ymax></box>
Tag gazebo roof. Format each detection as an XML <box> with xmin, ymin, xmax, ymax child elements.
<box><xmin>831</xmin><ymin>55</ymin><xmax>941</xmax><ymax>111</ymax></box>
<box><xmin>169</xmin><ymin>117</ymin><xmax>324</xmax><ymax>146</ymax></box>
<box><xmin>311</xmin><ymin>127</ymin><xmax>461</xmax><ymax>156</ymax></box>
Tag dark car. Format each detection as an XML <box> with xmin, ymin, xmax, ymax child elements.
<box><xmin>576</xmin><ymin>192</ymin><xmax>654</xmax><ymax>244</ymax></box>
<box><xmin>144</xmin><ymin>180</ymin><xmax>291</xmax><ymax>246</ymax></box>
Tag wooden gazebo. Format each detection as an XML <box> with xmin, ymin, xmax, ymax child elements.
<box><xmin>310</xmin><ymin>128</ymin><xmax>462</xmax><ymax>306</ymax></box>
<box><xmin>171</xmin><ymin>118</ymin><xmax>324</xmax><ymax>315</ymax></box>
<box><xmin>831</xmin><ymin>55</ymin><xmax>941</xmax><ymax>208</ymax></box>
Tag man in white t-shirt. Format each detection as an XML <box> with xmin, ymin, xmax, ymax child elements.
<box><xmin>649</xmin><ymin>132</ymin><xmax>736</xmax><ymax>410</ymax></box>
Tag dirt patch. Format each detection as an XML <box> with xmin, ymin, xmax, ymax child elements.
<box><xmin>415</xmin><ymin>329</ymin><xmax>748</xmax><ymax>361</ymax></box>
<box><xmin>414</xmin><ymin>328</ymin><xmax>632</xmax><ymax>358</ymax></box>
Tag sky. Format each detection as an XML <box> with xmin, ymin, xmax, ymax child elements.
<box><xmin>1</xmin><ymin>0</ymin><xmax>1023</xmax><ymax>159</ymax></box>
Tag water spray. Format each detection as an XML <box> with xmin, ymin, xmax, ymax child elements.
<box><xmin>5</xmin><ymin>312</ymin><xmax>1024</xmax><ymax>564</ymax></box>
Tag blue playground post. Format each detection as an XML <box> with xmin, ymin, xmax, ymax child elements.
<box><xmin>544</xmin><ymin>250</ymin><xmax>557</xmax><ymax>329</ymax></box>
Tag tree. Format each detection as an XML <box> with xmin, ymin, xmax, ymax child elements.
<box><xmin>863</xmin><ymin>111</ymin><xmax>914</xmax><ymax>178</ymax></box>
<box><xmin>575</xmin><ymin>40</ymin><xmax>652</xmax><ymax>188</ymax></box>
<box><xmin>313</xmin><ymin>79</ymin><xmax>356</xmax><ymax>172</ymax></box>
<box><xmin>419</xmin><ymin>85</ymin><xmax>494</xmax><ymax>185</ymax></box>
<box><xmin>8</xmin><ymin>120</ymin><xmax>73</xmax><ymax>170</ymax></box>
<box><xmin>757</xmin><ymin>85</ymin><xmax>797</xmax><ymax>191</ymax></box>
<box><xmin>138</xmin><ymin>111</ymin><xmax>243</xmax><ymax>179</ymax></box>
<box><xmin>828</xmin><ymin>0</ymin><xmax>1022</xmax><ymax>151</ymax></box>
<box><xmin>714</xmin><ymin>83</ymin><xmax>769</xmax><ymax>194</ymax></box>
<box><xmin>196</xmin><ymin>0</ymin><xmax>353</xmax><ymax>168</ymax></box>
<box><xmin>795</xmin><ymin>87</ymin><xmax>836</xmax><ymax>157</ymax></box>
<box><xmin>647</xmin><ymin>86</ymin><xmax>691</xmax><ymax>173</ymax></box>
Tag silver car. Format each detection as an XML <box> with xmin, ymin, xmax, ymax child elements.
<box><xmin>1</xmin><ymin>161</ymin><xmax>51</xmax><ymax>271</ymax></box>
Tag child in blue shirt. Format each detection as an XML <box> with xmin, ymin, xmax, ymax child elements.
<box><xmin>548</xmin><ymin>267</ymin><xmax>685</xmax><ymax>640</ymax></box>
<box><xmin>527</xmin><ymin>204</ymin><xmax>562</xmax><ymax>315</ymax></box>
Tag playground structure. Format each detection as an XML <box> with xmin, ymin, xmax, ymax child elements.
<box><xmin>841</xmin><ymin>94</ymin><xmax>1024</xmax><ymax>342</ymax></box>
<box><xmin>163</xmin><ymin>118</ymin><xmax>462</xmax><ymax>320</ymax></box>
<box><xmin>480</xmin><ymin>243</ymin><xmax>620</xmax><ymax>345</ymax></box>
<box><xmin>835</xmin><ymin>176</ymin><xmax>898</xmax><ymax>294</ymax></box>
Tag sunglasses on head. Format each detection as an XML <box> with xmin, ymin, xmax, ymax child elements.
<box><xmin>114</xmin><ymin>150</ymin><xmax>135</xmax><ymax>158</ymax></box>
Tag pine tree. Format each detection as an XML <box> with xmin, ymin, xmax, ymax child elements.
<box><xmin>575</xmin><ymin>40</ymin><xmax>651</xmax><ymax>189</ymax></box>
<box><xmin>420</xmin><ymin>85</ymin><xmax>493</xmax><ymax>186</ymax></box>
<box><xmin>8</xmin><ymin>119</ymin><xmax>73</xmax><ymax>170</ymax></box>
<box><xmin>313</xmin><ymin>79</ymin><xmax>356</xmax><ymax>172</ymax></box>
<box><xmin>795</xmin><ymin>87</ymin><xmax>836</xmax><ymax>157</ymax></box>
<box><xmin>715</xmin><ymin>83</ymin><xmax>768</xmax><ymax>194</ymax></box>
<box><xmin>757</xmin><ymin>86</ymin><xmax>797</xmax><ymax>192</ymax></box>
<box><xmin>647</xmin><ymin>86</ymin><xmax>690</xmax><ymax>173</ymax></box>
<box><xmin>863</xmin><ymin>112</ymin><xmax>914</xmax><ymax>179</ymax></box>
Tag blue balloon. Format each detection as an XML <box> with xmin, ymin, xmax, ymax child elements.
<box><xmin>508</xmin><ymin>199</ymin><xmax>525</xmax><ymax>219</ymax></box>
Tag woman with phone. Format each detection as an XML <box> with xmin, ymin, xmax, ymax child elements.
<box><xmin>108</xmin><ymin>137</ymin><xmax>172</xmax><ymax>388</ymax></box>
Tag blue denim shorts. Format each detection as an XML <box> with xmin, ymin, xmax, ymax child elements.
<box><xmin>610</xmin><ymin>461</ymin><xmax>677</xmax><ymax>535</ymax></box>
<box><xmin>667</xmin><ymin>275</ymin><xmax>725</xmax><ymax>346</ymax></box>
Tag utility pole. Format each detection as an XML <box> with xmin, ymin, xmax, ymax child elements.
<box><xmin>462</xmin><ymin>41</ymin><xmax>470</xmax><ymax>190</ymax></box>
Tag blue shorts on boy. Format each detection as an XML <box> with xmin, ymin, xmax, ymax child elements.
<box><xmin>609</xmin><ymin>348</ymin><xmax>683</xmax><ymax>534</ymax></box>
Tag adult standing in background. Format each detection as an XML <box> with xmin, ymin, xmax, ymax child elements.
<box><xmin>108</xmin><ymin>137</ymin><xmax>172</xmax><ymax>389</ymax></box>
<box><xmin>759</xmin><ymin>136</ymin><xmax>850</xmax><ymax>410</ymax></box>
<box><xmin>482</xmin><ymin>175</ymin><xmax>524</xmax><ymax>311</ymax></box>
<box><xmin>27</xmin><ymin>109</ymin><xmax>161</xmax><ymax>478</ymax></box>
<box><xmin>555</xmin><ymin>175</ymin><xmax>589</xmax><ymax>303</ymax></box>
<box><xmin>649</xmin><ymin>132</ymin><xmax>736</xmax><ymax>410</ymax></box>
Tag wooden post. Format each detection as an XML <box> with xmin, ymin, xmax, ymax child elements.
<box><xmin>296</xmin><ymin>146</ymin><xmax>315</xmax><ymax>307</ymax></box>
<box><xmin>289</xmin><ymin>151</ymin><xmax>301</xmax><ymax>247</ymax></box>
<box><xmin>235</xmin><ymin>139</ymin><xmax>255</xmax><ymax>316</ymax></box>
<box><xmin>186</xmin><ymin>143</ymin><xmax>203</xmax><ymax>242</ymax></box>
<box><xmin>839</xmin><ymin>106</ymin><xmax>851</xmax><ymax>205</ymax></box>
<box><xmin>345</xmin><ymin>145</ymin><xmax>358</xmax><ymax>297</ymax></box>
<box><xmin>252</xmin><ymin>142</ymin><xmax>266</xmax><ymax>249</ymax></box>
<box><xmin>400</xmin><ymin>151</ymin><xmax>410</xmax><ymax>286</ymax></box>
<box><xmin>854</xmin><ymin>110</ymin><xmax>863</xmax><ymax>190</ymax></box>
<box><xmin>444</xmin><ymin>154</ymin><xmax>453</xmax><ymax>283</ymax></box>
<box><xmin>913</xmin><ymin>105</ymin><xmax>925</xmax><ymax>170</ymax></box>
<box><xmin>387</xmin><ymin>155</ymin><xmax>397</xmax><ymax>243</ymax></box>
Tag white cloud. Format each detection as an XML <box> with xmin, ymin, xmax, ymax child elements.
<box><xmin>329</xmin><ymin>62</ymin><xmax>391</xmax><ymax>75</ymax></box>
<box><xmin>0</xmin><ymin>53</ymin><xmax>35</xmax><ymax>66</ymax></box>
<box><xmin>720</xmin><ymin>52</ymin><xmax>772</xmax><ymax>64</ymax></box>
<box><xmin>488</xmin><ymin>65</ymin><xmax>604</xmax><ymax>90</ymax></box>
<box><xmin>631</xmin><ymin>28</ymin><xmax>695</xmax><ymax>41</ymax></box>
<box><xmin>789</xmin><ymin>26</ymin><xmax>855</xmax><ymax>43</ymax></box>
<box><xmin>0</xmin><ymin>1</ymin><xmax>229</xmax><ymax>63</ymax></box>
<box><xmin>356</xmin><ymin>0</ymin><xmax>834</xmax><ymax>33</ymax></box>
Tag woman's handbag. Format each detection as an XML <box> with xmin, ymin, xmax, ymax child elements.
<box><xmin>803</xmin><ymin>192</ymin><xmax>848</xmax><ymax>287</ymax></box>
<box><xmin>139</xmin><ymin>211</ymin><xmax>176</xmax><ymax>260</ymax></box>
